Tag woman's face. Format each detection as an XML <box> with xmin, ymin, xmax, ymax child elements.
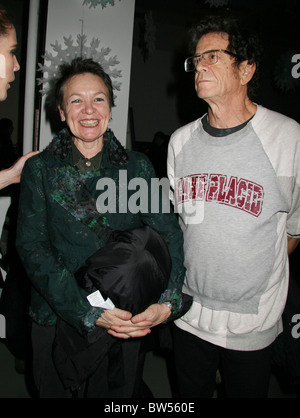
<box><xmin>58</xmin><ymin>72</ymin><xmax>112</xmax><ymax>145</ymax></box>
<box><xmin>0</xmin><ymin>25</ymin><xmax>20</xmax><ymax>101</ymax></box>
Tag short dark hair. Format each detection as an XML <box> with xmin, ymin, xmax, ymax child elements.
<box><xmin>55</xmin><ymin>57</ymin><xmax>115</xmax><ymax>110</ymax></box>
<box><xmin>0</xmin><ymin>5</ymin><xmax>13</xmax><ymax>37</ymax></box>
<box><xmin>190</xmin><ymin>15</ymin><xmax>262</xmax><ymax>97</ymax></box>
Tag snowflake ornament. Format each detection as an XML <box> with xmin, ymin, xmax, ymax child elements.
<box><xmin>37</xmin><ymin>34</ymin><xmax>122</xmax><ymax>97</ymax></box>
<box><xmin>205</xmin><ymin>0</ymin><xmax>230</xmax><ymax>7</ymax></box>
<box><xmin>82</xmin><ymin>0</ymin><xmax>121</xmax><ymax>9</ymax></box>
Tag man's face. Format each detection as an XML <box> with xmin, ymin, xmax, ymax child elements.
<box><xmin>194</xmin><ymin>32</ymin><xmax>243</xmax><ymax>104</ymax></box>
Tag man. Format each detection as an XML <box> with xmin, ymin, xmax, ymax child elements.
<box><xmin>168</xmin><ymin>14</ymin><xmax>300</xmax><ymax>398</ymax></box>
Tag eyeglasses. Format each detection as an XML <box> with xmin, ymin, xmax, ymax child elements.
<box><xmin>184</xmin><ymin>49</ymin><xmax>239</xmax><ymax>72</ymax></box>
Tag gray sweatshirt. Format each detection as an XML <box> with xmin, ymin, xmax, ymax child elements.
<box><xmin>168</xmin><ymin>105</ymin><xmax>300</xmax><ymax>350</ymax></box>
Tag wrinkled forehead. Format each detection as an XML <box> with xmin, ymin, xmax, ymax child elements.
<box><xmin>62</xmin><ymin>73</ymin><xmax>108</xmax><ymax>97</ymax></box>
<box><xmin>196</xmin><ymin>32</ymin><xmax>229</xmax><ymax>53</ymax></box>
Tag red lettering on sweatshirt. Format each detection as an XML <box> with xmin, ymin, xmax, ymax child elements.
<box><xmin>176</xmin><ymin>173</ymin><xmax>264</xmax><ymax>217</ymax></box>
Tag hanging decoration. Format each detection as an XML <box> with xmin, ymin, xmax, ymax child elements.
<box><xmin>141</xmin><ymin>11</ymin><xmax>156</xmax><ymax>62</ymax></box>
<box><xmin>82</xmin><ymin>0</ymin><xmax>121</xmax><ymax>8</ymax></box>
<box><xmin>37</xmin><ymin>34</ymin><xmax>122</xmax><ymax>97</ymax></box>
<box><xmin>273</xmin><ymin>51</ymin><xmax>299</xmax><ymax>93</ymax></box>
<box><xmin>204</xmin><ymin>0</ymin><xmax>230</xmax><ymax>7</ymax></box>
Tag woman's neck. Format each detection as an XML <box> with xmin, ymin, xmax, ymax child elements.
<box><xmin>72</xmin><ymin>136</ymin><xmax>104</xmax><ymax>159</ymax></box>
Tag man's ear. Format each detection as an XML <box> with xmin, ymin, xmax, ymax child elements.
<box><xmin>58</xmin><ymin>105</ymin><xmax>66</xmax><ymax>122</ymax></box>
<box><xmin>239</xmin><ymin>60</ymin><xmax>256</xmax><ymax>85</ymax></box>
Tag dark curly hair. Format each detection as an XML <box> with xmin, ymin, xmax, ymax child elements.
<box><xmin>189</xmin><ymin>14</ymin><xmax>262</xmax><ymax>98</ymax></box>
<box><xmin>55</xmin><ymin>57</ymin><xmax>115</xmax><ymax>110</ymax></box>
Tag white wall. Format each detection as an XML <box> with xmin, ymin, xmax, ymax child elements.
<box><xmin>39</xmin><ymin>0</ymin><xmax>135</xmax><ymax>149</ymax></box>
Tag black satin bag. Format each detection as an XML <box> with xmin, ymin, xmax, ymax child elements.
<box><xmin>75</xmin><ymin>225</ymin><xmax>172</xmax><ymax>315</ymax></box>
<box><xmin>53</xmin><ymin>226</ymin><xmax>173</xmax><ymax>393</ymax></box>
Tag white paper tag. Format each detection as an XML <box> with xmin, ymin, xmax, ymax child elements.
<box><xmin>87</xmin><ymin>290</ymin><xmax>115</xmax><ymax>310</ymax></box>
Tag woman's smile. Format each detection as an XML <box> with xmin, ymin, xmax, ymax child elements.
<box><xmin>80</xmin><ymin>119</ymin><xmax>100</xmax><ymax>127</ymax></box>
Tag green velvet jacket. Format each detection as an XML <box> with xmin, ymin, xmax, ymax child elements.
<box><xmin>16</xmin><ymin>128</ymin><xmax>186</xmax><ymax>336</ymax></box>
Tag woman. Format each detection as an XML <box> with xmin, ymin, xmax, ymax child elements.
<box><xmin>0</xmin><ymin>6</ymin><xmax>38</xmax><ymax>190</ymax></box>
<box><xmin>16</xmin><ymin>57</ymin><xmax>189</xmax><ymax>397</ymax></box>
<box><xmin>0</xmin><ymin>5</ymin><xmax>39</xmax><ymax>377</ymax></box>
